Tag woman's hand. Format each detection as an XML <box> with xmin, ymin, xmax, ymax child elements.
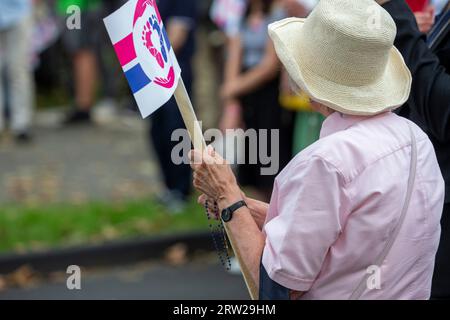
<box><xmin>197</xmin><ymin>194</ymin><xmax>220</xmax><ymax>219</ymax></box>
<box><xmin>189</xmin><ymin>146</ymin><xmax>243</xmax><ymax>209</ymax></box>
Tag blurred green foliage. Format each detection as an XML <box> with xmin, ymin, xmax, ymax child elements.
<box><xmin>0</xmin><ymin>198</ymin><xmax>208</xmax><ymax>253</ymax></box>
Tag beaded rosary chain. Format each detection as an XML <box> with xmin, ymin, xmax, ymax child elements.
<box><xmin>204</xmin><ymin>199</ymin><xmax>232</xmax><ymax>271</ymax></box>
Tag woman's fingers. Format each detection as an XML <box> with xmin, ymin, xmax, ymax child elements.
<box><xmin>207</xmin><ymin>145</ymin><xmax>216</xmax><ymax>157</ymax></box>
<box><xmin>189</xmin><ymin>149</ymin><xmax>204</xmax><ymax>170</ymax></box>
<box><xmin>197</xmin><ymin>194</ymin><xmax>207</xmax><ymax>205</ymax></box>
<box><xmin>193</xmin><ymin>171</ymin><xmax>208</xmax><ymax>192</ymax></box>
<box><xmin>193</xmin><ymin>180</ymin><xmax>209</xmax><ymax>197</ymax></box>
<box><xmin>190</xmin><ymin>147</ymin><xmax>225</xmax><ymax>171</ymax></box>
<box><xmin>189</xmin><ymin>146</ymin><xmax>235</xmax><ymax>200</ymax></box>
<box><xmin>193</xmin><ymin>171</ymin><xmax>202</xmax><ymax>189</ymax></box>
<box><xmin>198</xmin><ymin>194</ymin><xmax>220</xmax><ymax>220</ymax></box>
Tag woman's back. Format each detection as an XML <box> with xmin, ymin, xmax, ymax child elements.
<box><xmin>263</xmin><ymin>112</ymin><xmax>444</xmax><ymax>299</ymax></box>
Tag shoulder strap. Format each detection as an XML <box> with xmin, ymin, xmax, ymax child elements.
<box><xmin>349</xmin><ymin>123</ymin><xmax>418</xmax><ymax>300</ymax></box>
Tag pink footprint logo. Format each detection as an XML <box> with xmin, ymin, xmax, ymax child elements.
<box><xmin>134</xmin><ymin>0</ymin><xmax>161</xmax><ymax>26</ymax></box>
<box><xmin>153</xmin><ymin>66</ymin><xmax>175</xmax><ymax>88</ymax></box>
<box><xmin>142</xmin><ymin>20</ymin><xmax>164</xmax><ymax>69</ymax></box>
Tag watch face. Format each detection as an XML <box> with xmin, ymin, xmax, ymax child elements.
<box><xmin>221</xmin><ymin>209</ymin><xmax>232</xmax><ymax>222</ymax></box>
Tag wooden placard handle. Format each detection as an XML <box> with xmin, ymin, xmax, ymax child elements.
<box><xmin>173</xmin><ymin>78</ymin><xmax>206</xmax><ymax>152</ymax></box>
<box><xmin>173</xmin><ymin>78</ymin><xmax>259</xmax><ymax>300</ymax></box>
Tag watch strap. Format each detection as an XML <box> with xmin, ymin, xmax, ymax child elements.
<box><xmin>227</xmin><ymin>200</ymin><xmax>247</xmax><ymax>213</ymax></box>
<box><xmin>222</xmin><ymin>200</ymin><xmax>247</xmax><ymax>222</ymax></box>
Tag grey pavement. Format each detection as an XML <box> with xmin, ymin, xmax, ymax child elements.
<box><xmin>0</xmin><ymin>109</ymin><xmax>162</xmax><ymax>203</ymax></box>
<box><xmin>0</xmin><ymin>258</ymin><xmax>249</xmax><ymax>300</ymax></box>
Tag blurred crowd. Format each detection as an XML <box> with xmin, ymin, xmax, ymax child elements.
<box><xmin>0</xmin><ymin>0</ymin><xmax>449</xmax><ymax>300</ymax></box>
<box><xmin>0</xmin><ymin>0</ymin><xmax>448</xmax><ymax>203</ymax></box>
<box><xmin>0</xmin><ymin>0</ymin><xmax>447</xmax><ymax>204</ymax></box>
<box><xmin>0</xmin><ymin>0</ymin><xmax>125</xmax><ymax>140</ymax></box>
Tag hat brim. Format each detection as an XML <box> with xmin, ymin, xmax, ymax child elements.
<box><xmin>269</xmin><ymin>18</ymin><xmax>412</xmax><ymax>116</ymax></box>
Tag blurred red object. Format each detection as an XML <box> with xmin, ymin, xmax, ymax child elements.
<box><xmin>405</xmin><ymin>0</ymin><xmax>429</xmax><ymax>12</ymax></box>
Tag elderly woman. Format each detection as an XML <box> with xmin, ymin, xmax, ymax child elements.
<box><xmin>190</xmin><ymin>0</ymin><xmax>445</xmax><ymax>299</ymax></box>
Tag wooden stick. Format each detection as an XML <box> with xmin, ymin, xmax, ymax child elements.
<box><xmin>173</xmin><ymin>78</ymin><xmax>206</xmax><ymax>152</ymax></box>
<box><xmin>173</xmin><ymin>78</ymin><xmax>259</xmax><ymax>300</ymax></box>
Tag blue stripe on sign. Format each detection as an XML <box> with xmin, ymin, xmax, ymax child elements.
<box><xmin>125</xmin><ymin>64</ymin><xmax>151</xmax><ymax>93</ymax></box>
<box><xmin>163</xmin><ymin>26</ymin><xmax>171</xmax><ymax>51</ymax></box>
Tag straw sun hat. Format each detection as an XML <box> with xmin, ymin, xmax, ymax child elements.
<box><xmin>269</xmin><ymin>0</ymin><xmax>412</xmax><ymax>116</ymax></box>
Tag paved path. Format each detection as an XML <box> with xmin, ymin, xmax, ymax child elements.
<box><xmin>0</xmin><ymin>109</ymin><xmax>162</xmax><ymax>203</ymax></box>
<box><xmin>0</xmin><ymin>258</ymin><xmax>249</xmax><ymax>300</ymax></box>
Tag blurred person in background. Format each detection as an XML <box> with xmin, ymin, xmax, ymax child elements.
<box><xmin>0</xmin><ymin>0</ymin><xmax>34</xmax><ymax>143</ymax></box>
<box><xmin>31</xmin><ymin>0</ymin><xmax>60</xmax><ymax>68</ymax></box>
<box><xmin>432</xmin><ymin>0</ymin><xmax>449</xmax><ymax>13</ymax></box>
<box><xmin>94</xmin><ymin>0</ymin><xmax>126</xmax><ymax>121</ymax></box>
<box><xmin>406</xmin><ymin>0</ymin><xmax>436</xmax><ymax>33</ymax></box>
<box><xmin>281</xmin><ymin>0</ymin><xmax>314</xmax><ymax>16</ymax></box>
<box><xmin>149</xmin><ymin>0</ymin><xmax>197</xmax><ymax>212</ymax></box>
<box><xmin>210</xmin><ymin>0</ymin><xmax>246</xmax><ymax>37</ymax></box>
<box><xmin>57</xmin><ymin>0</ymin><xmax>103</xmax><ymax>125</ymax></box>
<box><xmin>220</xmin><ymin>0</ymin><xmax>294</xmax><ymax>201</ymax></box>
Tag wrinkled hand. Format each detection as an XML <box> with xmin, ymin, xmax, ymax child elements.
<box><xmin>197</xmin><ymin>194</ymin><xmax>220</xmax><ymax>219</ymax></box>
<box><xmin>189</xmin><ymin>146</ymin><xmax>242</xmax><ymax>207</ymax></box>
<box><xmin>197</xmin><ymin>190</ymin><xmax>247</xmax><ymax>220</ymax></box>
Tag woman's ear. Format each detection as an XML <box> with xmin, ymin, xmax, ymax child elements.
<box><xmin>310</xmin><ymin>100</ymin><xmax>334</xmax><ymax>117</ymax></box>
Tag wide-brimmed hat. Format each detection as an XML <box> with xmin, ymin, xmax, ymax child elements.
<box><xmin>268</xmin><ymin>0</ymin><xmax>412</xmax><ymax>116</ymax></box>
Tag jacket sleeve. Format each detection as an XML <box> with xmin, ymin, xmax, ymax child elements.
<box><xmin>383</xmin><ymin>0</ymin><xmax>450</xmax><ymax>142</ymax></box>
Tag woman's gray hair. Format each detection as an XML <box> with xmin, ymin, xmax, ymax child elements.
<box><xmin>288</xmin><ymin>76</ymin><xmax>336</xmax><ymax>115</ymax></box>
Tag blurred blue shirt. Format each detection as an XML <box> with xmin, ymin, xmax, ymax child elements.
<box><xmin>0</xmin><ymin>0</ymin><xmax>31</xmax><ymax>30</ymax></box>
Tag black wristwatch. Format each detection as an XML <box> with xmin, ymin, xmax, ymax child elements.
<box><xmin>221</xmin><ymin>200</ymin><xmax>247</xmax><ymax>222</ymax></box>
